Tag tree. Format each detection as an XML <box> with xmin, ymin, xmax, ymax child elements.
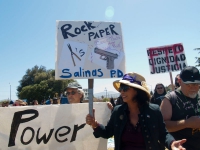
<box><xmin>17</xmin><ymin>65</ymin><xmax>75</xmax><ymax>104</ymax></box>
<box><xmin>194</xmin><ymin>48</ymin><xmax>200</xmax><ymax>67</ymax></box>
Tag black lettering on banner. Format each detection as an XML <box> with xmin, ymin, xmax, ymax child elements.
<box><xmin>161</xmin><ymin>66</ymin><xmax>166</xmax><ymax>73</ymax></box>
<box><xmin>94</xmin><ymin>33</ymin><xmax>100</xmax><ymax>39</ymax></box>
<box><xmin>105</xmin><ymin>28</ymin><xmax>110</xmax><ymax>35</ymax></box>
<box><xmin>81</xmin><ymin>25</ymin><xmax>87</xmax><ymax>32</ymax></box>
<box><xmin>21</xmin><ymin>127</ymin><xmax>35</xmax><ymax>145</ymax></box>
<box><xmin>88</xmin><ymin>32</ymin><xmax>95</xmax><ymax>41</ymax></box>
<box><xmin>36</xmin><ymin>128</ymin><xmax>54</xmax><ymax>144</ymax></box>
<box><xmin>79</xmin><ymin>49</ymin><xmax>85</xmax><ymax>57</ymax></box>
<box><xmin>84</xmin><ymin>21</ymin><xmax>96</xmax><ymax>30</ymax></box>
<box><xmin>70</xmin><ymin>123</ymin><xmax>86</xmax><ymax>142</ymax></box>
<box><xmin>109</xmin><ymin>25</ymin><xmax>118</xmax><ymax>35</ymax></box>
<box><xmin>175</xmin><ymin>55</ymin><xmax>180</xmax><ymax>61</ymax></box>
<box><xmin>8</xmin><ymin>109</ymin><xmax>39</xmax><ymax>147</ymax></box>
<box><xmin>99</xmin><ymin>30</ymin><xmax>105</xmax><ymax>37</ymax></box>
<box><xmin>155</xmin><ymin>67</ymin><xmax>160</xmax><ymax>73</ymax></box>
<box><xmin>156</xmin><ymin>58</ymin><xmax>161</xmax><ymax>64</ymax></box>
<box><xmin>149</xmin><ymin>59</ymin><xmax>152</xmax><ymax>65</ymax></box>
<box><xmin>169</xmin><ymin>56</ymin><xmax>174</xmax><ymax>62</ymax></box>
<box><xmin>61</xmin><ymin>24</ymin><xmax>77</xmax><ymax>39</ymax></box>
<box><xmin>147</xmin><ymin>50</ymin><xmax>150</xmax><ymax>56</ymax></box>
<box><xmin>180</xmin><ymin>54</ymin><xmax>186</xmax><ymax>61</ymax></box>
<box><xmin>168</xmin><ymin>48</ymin><xmax>173</xmax><ymax>53</ymax></box>
<box><xmin>74</xmin><ymin>28</ymin><xmax>81</xmax><ymax>35</ymax></box>
<box><xmin>161</xmin><ymin>57</ymin><xmax>169</xmax><ymax>64</ymax></box>
<box><xmin>55</xmin><ymin>126</ymin><xmax>71</xmax><ymax>143</ymax></box>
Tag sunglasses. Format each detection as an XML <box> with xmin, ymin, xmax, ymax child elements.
<box><xmin>156</xmin><ymin>87</ymin><xmax>163</xmax><ymax>90</ymax></box>
<box><xmin>66</xmin><ymin>91</ymin><xmax>77</xmax><ymax>96</ymax></box>
<box><xmin>119</xmin><ymin>84</ymin><xmax>131</xmax><ymax>92</ymax></box>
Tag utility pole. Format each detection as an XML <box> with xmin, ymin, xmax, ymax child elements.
<box><xmin>9</xmin><ymin>83</ymin><xmax>11</xmax><ymax>100</ymax></box>
<box><xmin>104</xmin><ymin>87</ymin><xmax>107</xmax><ymax>98</ymax></box>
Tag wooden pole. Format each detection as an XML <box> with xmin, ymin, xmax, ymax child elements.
<box><xmin>169</xmin><ymin>72</ymin><xmax>174</xmax><ymax>91</ymax></box>
<box><xmin>88</xmin><ymin>79</ymin><xmax>94</xmax><ymax>116</ymax></box>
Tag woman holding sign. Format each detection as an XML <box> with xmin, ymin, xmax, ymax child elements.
<box><xmin>86</xmin><ymin>72</ymin><xmax>186</xmax><ymax>150</ymax></box>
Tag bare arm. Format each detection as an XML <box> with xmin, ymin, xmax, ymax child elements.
<box><xmin>160</xmin><ymin>98</ymin><xmax>187</xmax><ymax>132</ymax></box>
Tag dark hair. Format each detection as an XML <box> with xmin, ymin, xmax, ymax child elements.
<box><xmin>175</xmin><ymin>74</ymin><xmax>180</xmax><ymax>88</ymax></box>
<box><xmin>153</xmin><ymin>83</ymin><xmax>167</xmax><ymax>96</ymax></box>
<box><xmin>133</xmin><ymin>87</ymin><xmax>151</xmax><ymax>107</ymax></box>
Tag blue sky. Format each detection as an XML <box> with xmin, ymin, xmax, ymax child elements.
<box><xmin>0</xmin><ymin>0</ymin><xmax>200</xmax><ymax>100</ymax></box>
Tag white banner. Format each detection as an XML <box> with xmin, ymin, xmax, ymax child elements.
<box><xmin>147</xmin><ymin>43</ymin><xmax>187</xmax><ymax>74</ymax></box>
<box><xmin>0</xmin><ymin>103</ymin><xmax>110</xmax><ymax>150</ymax></box>
<box><xmin>55</xmin><ymin>21</ymin><xmax>125</xmax><ymax>79</ymax></box>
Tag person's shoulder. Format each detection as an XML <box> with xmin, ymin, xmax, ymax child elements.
<box><xmin>148</xmin><ymin>103</ymin><xmax>160</xmax><ymax>110</ymax></box>
<box><xmin>113</xmin><ymin>103</ymin><xmax>126</xmax><ymax>112</ymax></box>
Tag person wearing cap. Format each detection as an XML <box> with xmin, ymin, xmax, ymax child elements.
<box><xmin>86</xmin><ymin>72</ymin><xmax>186</xmax><ymax>150</ymax></box>
<box><xmin>65</xmin><ymin>82</ymin><xmax>85</xmax><ymax>103</ymax></box>
<box><xmin>161</xmin><ymin>66</ymin><xmax>200</xmax><ymax>150</ymax></box>
<box><xmin>150</xmin><ymin>83</ymin><xmax>167</xmax><ymax>106</ymax></box>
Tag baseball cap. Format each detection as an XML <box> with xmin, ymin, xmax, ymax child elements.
<box><xmin>180</xmin><ymin>66</ymin><xmax>200</xmax><ymax>84</ymax></box>
<box><xmin>66</xmin><ymin>82</ymin><xmax>82</xmax><ymax>89</ymax></box>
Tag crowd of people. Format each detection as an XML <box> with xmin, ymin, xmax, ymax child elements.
<box><xmin>86</xmin><ymin>66</ymin><xmax>200</xmax><ymax>150</ymax></box>
<box><xmin>1</xmin><ymin>66</ymin><xmax>200</xmax><ymax>149</ymax></box>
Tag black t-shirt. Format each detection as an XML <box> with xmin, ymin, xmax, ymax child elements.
<box><xmin>151</xmin><ymin>95</ymin><xmax>165</xmax><ymax>106</ymax></box>
<box><xmin>165</xmin><ymin>88</ymin><xmax>200</xmax><ymax>150</ymax></box>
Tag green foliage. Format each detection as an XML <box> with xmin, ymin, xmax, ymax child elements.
<box><xmin>102</xmin><ymin>97</ymin><xmax>109</xmax><ymax>102</ymax></box>
<box><xmin>17</xmin><ymin>65</ymin><xmax>75</xmax><ymax>104</ymax></box>
<box><xmin>165</xmin><ymin>86</ymin><xmax>171</xmax><ymax>92</ymax></box>
<box><xmin>194</xmin><ymin>48</ymin><xmax>200</xmax><ymax>67</ymax></box>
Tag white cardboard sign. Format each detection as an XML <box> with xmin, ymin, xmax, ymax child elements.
<box><xmin>0</xmin><ymin>103</ymin><xmax>110</xmax><ymax>150</ymax></box>
<box><xmin>55</xmin><ymin>21</ymin><xmax>125</xmax><ymax>79</ymax></box>
<box><xmin>147</xmin><ymin>43</ymin><xmax>187</xmax><ymax>74</ymax></box>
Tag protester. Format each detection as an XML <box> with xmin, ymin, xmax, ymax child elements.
<box><xmin>60</xmin><ymin>91</ymin><xmax>69</xmax><ymax>104</ymax></box>
<box><xmin>32</xmin><ymin>100</ymin><xmax>38</xmax><ymax>105</ymax></box>
<box><xmin>160</xmin><ymin>66</ymin><xmax>200</xmax><ymax>150</ymax></box>
<box><xmin>52</xmin><ymin>97</ymin><xmax>58</xmax><ymax>104</ymax></box>
<box><xmin>45</xmin><ymin>99</ymin><xmax>52</xmax><ymax>105</ymax></box>
<box><xmin>150</xmin><ymin>83</ymin><xmax>167</xmax><ymax>106</ymax></box>
<box><xmin>175</xmin><ymin>74</ymin><xmax>181</xmax><ymax>89</ymax></box>
<box><xmin>13</xmin><ymin>99</ymin><xmax>27</xmax><ymax>106</ymax></box>
<box><xmin>86</xmin><ymin>72</ymin><xmax>186</xmax><ymax>150</ymax></box>
<box><xmin>65</xmin><ymin>82</ymin><xmax>85</xmax><ymax>103</ymax></box>
<box><xmin>2</xmin><ymin>101</ymin><xmax>9</xmax><ymax>107</ymax></box>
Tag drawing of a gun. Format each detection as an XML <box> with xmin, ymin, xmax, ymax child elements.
<box><xmin>94</xmin><ymin>47</ymin><xmax>118</xmax><ymax>69</ymax></box>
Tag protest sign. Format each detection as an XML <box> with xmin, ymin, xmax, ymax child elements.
<box><xmin>0</xmin><ymin>103</ymin><xmax>110</xmax><ymax>150</ymax></box>
<box><xmin>55</xmin><ymin>21</ymin><xmax>125</xmax><ymax>79</ymax></box>
<box><xmin>147</xmin><ymin>43</ymin><xmax>187</xmax><ymax>74</ymax></box>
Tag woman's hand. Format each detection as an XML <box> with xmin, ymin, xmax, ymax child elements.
<box><xmin>171</xmin><ymin>139</ymin><xmax>186</xmax><ymax>150</ymax></box>
<box><xmin>86</xmin><ymin>109</ymin><xmax>99</xmax><ymax>128</ymax></box>
<box><xmin>107</xmin><ymin>102</ymin><xmax>113</xmax><ymax>110</ymax></box>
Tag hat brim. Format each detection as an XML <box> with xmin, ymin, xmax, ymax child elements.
<box><xmin>113</xmin><ymin>80</ymin><xmax>150</xmax><ymax>96</ymax></box>
<box><xmin>67</xmin><ymin>86</ymin><xmax>78</xmax><ymax>89</ymax></box>
<box><xmin>182</xmin><ymin>80</ymin><xmax>200</xmax><ymax>84</ymax></box>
